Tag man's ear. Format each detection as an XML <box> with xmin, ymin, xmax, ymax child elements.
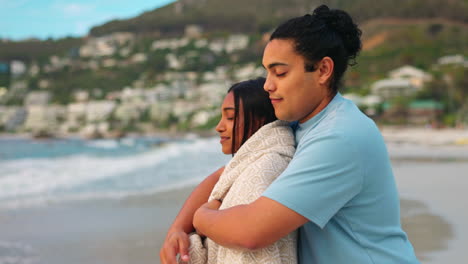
<box><xmin>317</xmin><ymin>57</ymin><xmax>334</xmax><ymax>85</ymax></box>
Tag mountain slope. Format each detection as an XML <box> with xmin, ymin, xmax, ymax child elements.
<box><xmin>89</xmin><ymin>0</ymin><xmax>468</xmax><ymax>36</ymax></box>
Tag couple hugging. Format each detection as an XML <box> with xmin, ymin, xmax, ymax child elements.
<box><xmin>161</xmin><ymin>5</ymin><xmax>420</xmax><ymax>264</ymax></box>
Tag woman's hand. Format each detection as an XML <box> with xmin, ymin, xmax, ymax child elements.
<box><xmin>159</xmin><ymin>167</ymin><xmax>224</xmax><ymax>263</ymax></box>
<box><xmin>160</xmin><ymin>230</ymin><xmax>190</xmax><ymax>264</ymax></box>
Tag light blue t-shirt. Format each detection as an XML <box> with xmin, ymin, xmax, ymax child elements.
<box><xmin>263</xmin><ymin>94</ymin><xmax>419</xmax><ymax>264</ymax></box>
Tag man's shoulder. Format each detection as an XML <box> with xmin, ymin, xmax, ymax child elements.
<box><xmin>298</xmin><ymin>102</ymin><xmax>383</xmax><ymax>157</ymax></box>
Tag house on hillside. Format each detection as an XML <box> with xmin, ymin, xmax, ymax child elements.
<box><xmin>371</xmin><ymin>78</ymin><xmax>417</xmax><ymax>100</ymax></box>
<box><xmin>437</xmin><ymin>54</ymin><xmax>467</xmax><ymax>67</ymax></box>
<box><xmin>343</xmin><ymin>93</ymin><xmax>382</xmax><ymax>117</ymax></box>
<box><xmin>23</xmin><ymin>105</ymin><xmax>66</xmax><ymax>137</ymax></box>
<box><xmin>225</xmin><ymin>34</ymin><xmax>249</xmax><ymax>53</ymax></box>
<box><xmin>80</xmin><ymin>32</ymin><xmax>134</xmax><ymax>58</ymax></box>
<box><xmin>407</xmin><ymin>100</ymin><xmax>443</xmax><ymax>125</ymax></box>
<box><xmin>388</xmin><ymin>65</ymin><xmax>432</xmax><ymax>89</ymax></box>
<box><xmin>381</xmin><ymin>100</ymin><xmax>443</xmax><ymax>126</ymax></box>
<box><xmin>24</xmin><ymin>91</ymin><xmax>51</xmax><ymax>106</ymax></box>
<box><xmin>0</xmin><ymin>106</ymin><xmax>27</xmax><ymax>131</ymax></box>
<box><xmin>10</xmin><ymin>60</ymin><xmax>26</xmax><ymax>77</ymax></box>
<box><xmin>185</xmin><ymin>25</ymin><xmax>203</xmax><ymax>38</ymax></box>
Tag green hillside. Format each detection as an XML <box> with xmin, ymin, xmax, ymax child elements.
<box><xmin>89</xmin><ymin>0</ymin><xmax>468</xmax><ymax>37</ymax></box>
<box><xmin>345</xmin><ymin>19</ymin><xmax>468</xmax><ymax>93</ymax></box>
<box><xmin>0</xmin><ymin>1</ymin><xmax>466</xmax><ymax>117</ymax></box>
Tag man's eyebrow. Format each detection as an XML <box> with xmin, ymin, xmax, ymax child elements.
<box><xmin>263</xmin><ymin>62</ymin><xmax>288</xmax><ymax>69</ymax></box>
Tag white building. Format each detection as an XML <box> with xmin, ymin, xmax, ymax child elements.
<box><xmin>166</xmin><ymin>53</ymin><xmax>182</xmax><ymax>69</ymax></box>
<box><xmin>24</xmin><ymin>91</ymin><xmax>51</xmax><ymax>106</ymax></box>
<box><xmin>114</xmin><ymin>103</ymin><xmax>145</xmax><ymax>123</ymax></box>
<box><xmin>388</xmin><ymin>65</ymin><xmax>432</xmax><ymax>88</ymax></box>
<box><xmin>234</xmin><ymin>63</ymin><xmax>265</xmax><ymax>81</ymax></box>
<box><xmin>149</xmin><ymin>101</ymin><xmax>172</xmax><ymax>122</ymax></box>
<box><xmin>10</xmin><ymin>60</ymin><xmax>26</xmax><ymax>76</ymax></box>
<box><xmin>102</xmin><ymin>58</ymin><xmax>117</xmax><ymax>68</ymax></box>
<box><xmin>371</xmin><ymin>78</ymin><xmax>417</xmax><ymax>100</ymax></box>
<box><xmin>208</xmin><ymin>39</ymin><xmax>224</xmax><ymax>53</ymax></box>
<box><xmin>86</xmin><ymin>101</ymin><xmax>116</xmax><ymax>123</ymax></box>
<box><xmin>437</xmin><ymin>54</ymin><xmax>466</xmax><ymax>66</ymax></box>
<box><xmin>225</xmin><ymin>34</ymin><xmax>249</xmax><ymax>53</ymax></box>
<box><xmin>23</xmin><ymin>105</ymin><xmax>65</xmax><ymax>134</ymax></box>
<box><xmin>151</xmin><ymin>38</ymin><xmax>189</xmax><ymax>50</ymax></box>
<box><xmin>197</xmin><ymin>81</ymin><xmax>226</xmax><ymax>106</ymax></box>
<box><xmin>185</xmin><ymin>25</ymin><xmax>203</xmax><ymax>38</ymax></box>
<box><xmin>131</xmin><ymin>53</ymin><xmax>147</xmax><ymax>64</ymax></box>
<box><xmin>0</xmin><ymin>106</ymin><xmax>27</xmax><ymax>131</ymax></box>
<box><xmin>80</xmin><ymin>32</ymin><xmax>133</xmax><ymax>58</ymax></box>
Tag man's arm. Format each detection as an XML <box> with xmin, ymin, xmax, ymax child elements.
<box><xmin>193</xmin><ymin>196</ymin><xmax>308</xmax><ymax>250</ymax></box>
<box><xmin>160</xmin><ymin>167</ymin><xmax>224</xmax><ymax>264</ymax></box>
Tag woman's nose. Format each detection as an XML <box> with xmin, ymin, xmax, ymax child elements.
<box><xmin>215</xmin><ymin>119</ymin><xmax>225</xmax><ymax>133</ymax></box>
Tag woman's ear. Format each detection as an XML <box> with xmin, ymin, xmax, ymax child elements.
<box><xmin>317</xmin><ymin>57</ymin><xmax>334</xmax><ymax>85</ymax></box>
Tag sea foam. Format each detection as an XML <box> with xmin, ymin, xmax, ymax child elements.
<box><xmin>0</xmin><ymin>137</ymin><xmax>229</xmax><ymax>209</ymax></box>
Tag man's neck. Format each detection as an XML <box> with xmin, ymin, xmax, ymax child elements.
<box><xmin>298</xmin><ymin>93</ymin><xmax>335</xmax><ymax>124</ymax></box>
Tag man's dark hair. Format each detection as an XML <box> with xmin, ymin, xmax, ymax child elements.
<box><xmin>270</xmin><ymin>5</ymin><xmax>362</xmax><ymax>94</ymax></box>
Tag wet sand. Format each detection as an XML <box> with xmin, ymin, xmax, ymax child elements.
<box><xmin>0</xmin><ymin>161</ymin><xmax>466</xmax><ymax>264</ymax></box>
<box><xmin>0</xmin><ymin>187</ymin><xmax>192</xmax><ymax>264</ymax></box>
<box><xmin>393</xmin><ymin>161</ymin><xmax>468</xmax><ymax>263</ymax></box>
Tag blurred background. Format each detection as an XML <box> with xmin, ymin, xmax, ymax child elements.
<box><xmin>0</xmin><ymin>0</ymin><xmax>467</xmax><ymax>264</ymax></box>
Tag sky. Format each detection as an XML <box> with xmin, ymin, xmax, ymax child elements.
<box><xmin>0</xmin><ymin>0</ymin><xmax>177</xmax><ymax>40</ymax></box>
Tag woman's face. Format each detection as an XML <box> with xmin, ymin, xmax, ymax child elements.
<box><xmin>215</xmin><ymin>92</ymin><xmax>243</xmax><ymax>154</ymax></box>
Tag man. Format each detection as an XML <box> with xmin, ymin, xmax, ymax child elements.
<box><xmin>161</xmin><ymin>5</ymin><xmax>420</xmax><ymax>264</ymax></box>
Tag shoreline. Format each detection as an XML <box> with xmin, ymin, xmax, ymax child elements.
<box><xmin>0</xmin><ymin>181</ymin><xmax>460</xmax><ymax>264</ymax></box>
<box><xmin>0</xmin><ymin>129</ymin><xmax>218</xmax><ymax>141</ymax></box>
<box><xmin>2</xmin><ymin>126</ymin><xmax>467</xmax><ymax>146</ymax></box>
<box><xmin>380</xmin><ymin>126</ymin><xmax>468</xmax><ymax>146</ymax></box>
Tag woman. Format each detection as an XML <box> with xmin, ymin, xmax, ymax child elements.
<box><xmin>184</xmin><ymin>77</ymin><xmax>297</xmax><ymax>264</ymax></box>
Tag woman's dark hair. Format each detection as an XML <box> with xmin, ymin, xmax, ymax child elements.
<box><xmin>228</xmin><ymin>77</ymin><xmax>276</xmax><ymax>154</ymax></box>
<box><xmin>270</xmin><ymin>4</ymin><xmax>362</xmax><ymax>94</ymax></box>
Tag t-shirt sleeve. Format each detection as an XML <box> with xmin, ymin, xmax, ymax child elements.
<box><xmin>262</xmin><ymin>132</ymin><xmax>363</xmax><ymax>228</ymax></box>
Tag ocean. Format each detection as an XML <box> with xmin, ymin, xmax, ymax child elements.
<box><xmin>0</xmin><ymin>136</ymin><xmax>467</xmax><ymax>264</ymax></box>
<box><xmin>0</xmin><ymin>136</ymin><xmax>230</xmax><ymax>210</ymax></box>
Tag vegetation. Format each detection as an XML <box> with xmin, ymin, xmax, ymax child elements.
<box><xmin>0</xmin><ymin>0</ymin><xmax>467</xmax><ymax>130</ymax></box>
<box><xmin>89</xmin><ymin>0</ymin><xmax>468</xmax><ymax>37</ymax></box>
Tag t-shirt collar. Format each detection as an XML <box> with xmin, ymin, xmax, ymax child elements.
<box><xmin>294</xmin><ymin>93</ymin><xmax>343</xmax><ymax>143</ymax></box>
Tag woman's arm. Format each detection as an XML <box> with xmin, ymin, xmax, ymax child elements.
<box><xmin>160</xmin><ymin>166</ymin><xmax>224</xmax><ymax>264</ymax></box>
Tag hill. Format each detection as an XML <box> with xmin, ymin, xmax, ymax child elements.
<box><xmin>89</xmin><ymin>0</ymin><xmax>468</xmax><ymax>37</ymax></box>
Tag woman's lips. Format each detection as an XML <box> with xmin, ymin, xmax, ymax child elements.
<box><xmin>220</xmin><ymin>137</ymin><xmax>230</xmax><ymax>143</ymax></box>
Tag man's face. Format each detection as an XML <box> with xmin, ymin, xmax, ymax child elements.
<box><xmin>262</xmin><ymin>39</ymin><xmax>329</xmax><ymax>123</ymax></box>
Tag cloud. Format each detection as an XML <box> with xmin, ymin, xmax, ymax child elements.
<box><xmin>62</xmin><ymin>3</ymin><xmax>94</xmax><ymax>16</ymax></box>
<box><xmin>52</xmin><ymin>2</ymin><xmax>95</xmax><ymax>17</ymax></box>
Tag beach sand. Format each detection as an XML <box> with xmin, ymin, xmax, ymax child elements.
<box><xmin>1</xmin><ymin>163</ymin><xmax>465</xmax><ymax>264</ymax></box>
<box><xmin>1</xmin><ymin>128</ymin><xmax>466</xmax><ymax>263</ymax></box>
<box><xmin>381</xmin><ymin>127</ymin><xmax>468</xmax><ymax>146</ymax></box>
<box><xmin>0</xmin><ymin>187</ymin><xmax>192</xmax><ymax>264</ymax></box>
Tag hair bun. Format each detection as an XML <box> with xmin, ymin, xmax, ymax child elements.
<box><xmin>313</xmin><ymin>5</ymin><xmax>362</xmax><ymax>58</ymax></box>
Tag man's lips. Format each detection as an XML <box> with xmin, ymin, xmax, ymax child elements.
<box><xmin>270</xmin><ymin>97</ymin><xmax>283</xmax><ymax>104</ymax></box>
